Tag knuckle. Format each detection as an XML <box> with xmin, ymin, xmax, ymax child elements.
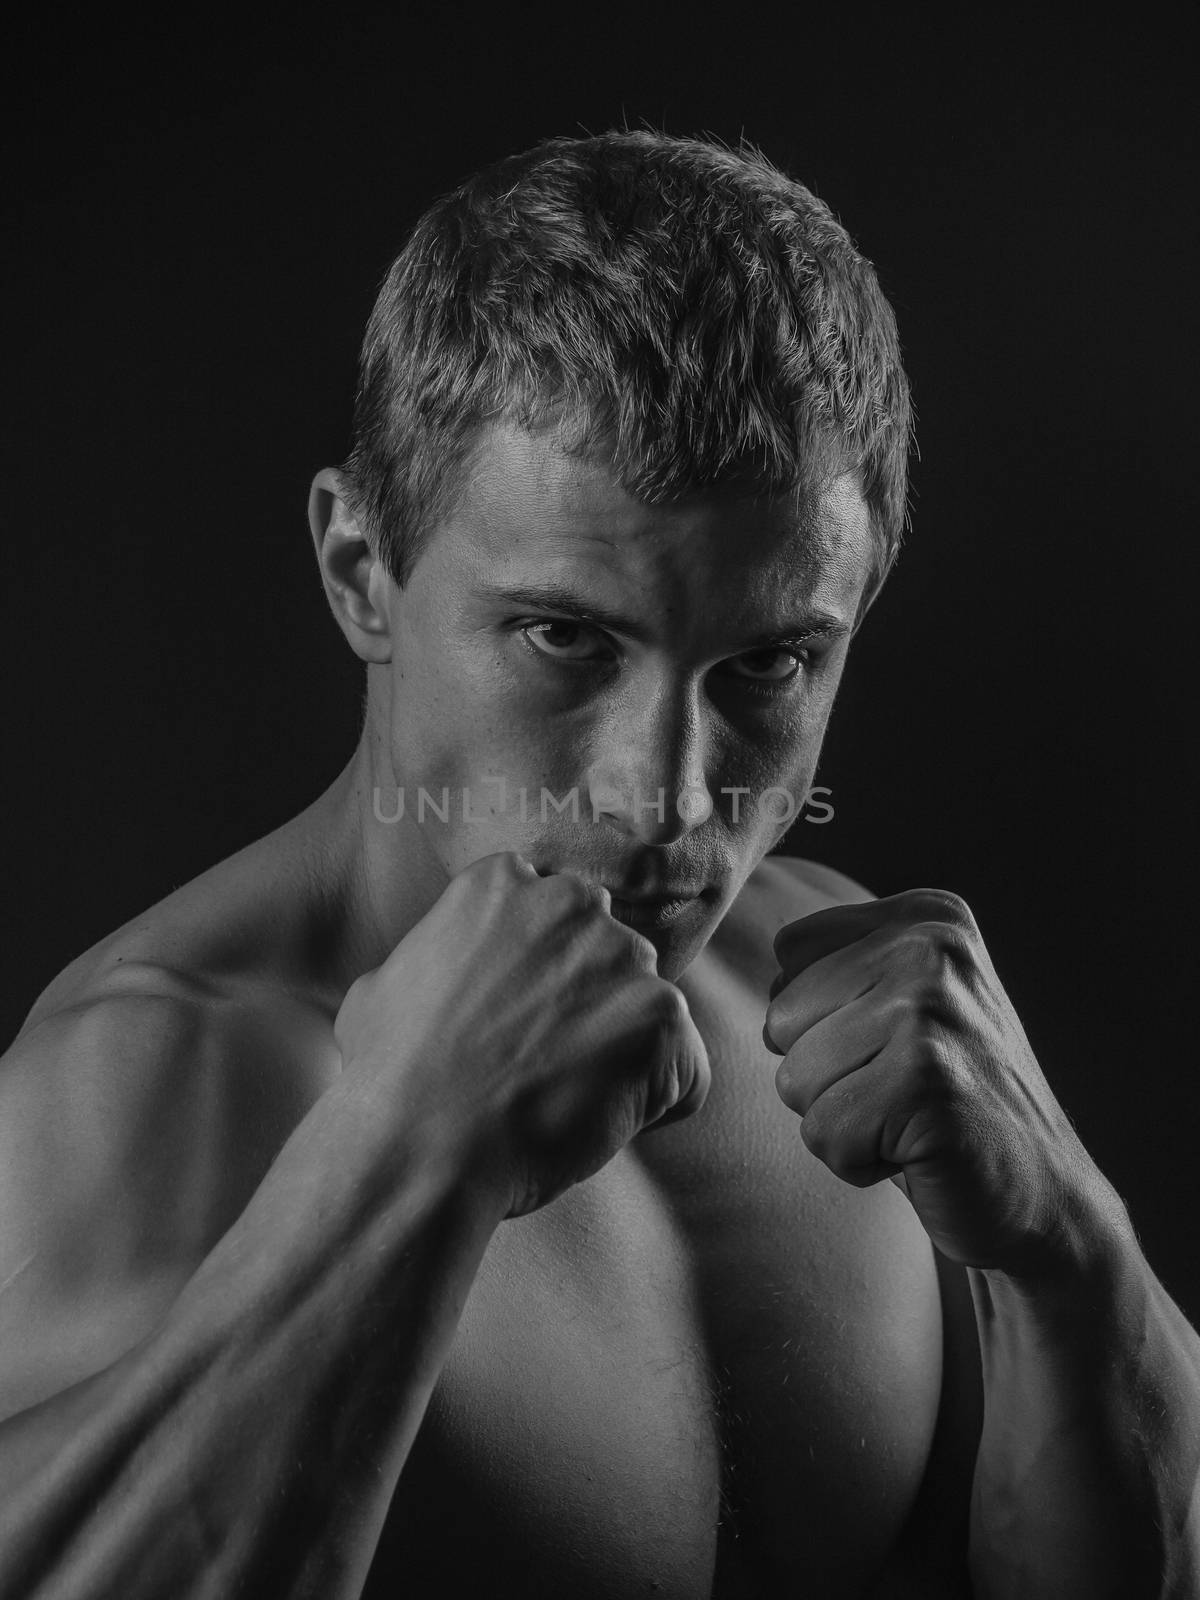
<box><xmin>933</xmin><ymin>924</ymin><xmax>974</xmax><ymax>978</ymax></box>
<box><xmin>910</xmin><ymin>887</ymin><xmax>974</xmax><ymax>928</ymax></box>
<box><xmin>546</xmin><ymin>870</ymin><xmax>594</xmax><ymax>910</ymax></box>
<box><xmin>632</xmin><ymin>981</ymin><xmax>691</xmax><ymax>1057</ymax></box>
<box><xmin>773</xmin><ymin>1055</ymin><xmax>799</xmax><ymax>1108</ymax></box>
<box><xmin>617</xmin><ymin>927</ymin><xmax>659</xmax><ymax>972</ymax></box>
<box><xmin>911</xmin><ymin>1042</ymin><xmax>956</xmax><ymax>1096</ymax></box>
<box><xmin>487</xmin><ymin>850</ymin><xmax>524</xmax><ymax>882</ymax></box>
<box><xmin>799</xmin><ymin>1104</ymin><xmax>833</xmax><ymax>1161</ymax></box>
<box><xmin>650</xmin><ymin>981</ymin><xmax>690</xmax><ymax>1029</ymax></box>
<box><xmin>764</xmin><ymin>991</ymin><xmax>798</xmax><ymax>1048</ymax></box>
<box><xmin>883</xmin><ymin>986</ymin><xmax>917</xmax><ymax>1033</ymax></box>
<box><xmin>888</xmin><ymin>978</ymin><xmax>954</xmax><ymax>1032</ymax></box>
<box><xmin>455</xmin><ymin>851</ymin><xmax>523</xmax><ymax>900</ymax></box>
<box><xmin>773</xmin><ymin>913</ymin><xmax>818</xmax><ymax>964</ymax></box>
<box><xmin>802</xmin><ymin>1107</ymin><xmax>871</xmax><ymax>1184</ymax></box>
<box><xmin>898</xmin><ymin>919</ymin><xmax>972</xmax><ymax>978</ymax></box>
<box><xmin>838</xmin><ymin>1165</ymin><xmax>885</xmax><ymax>1191</ymax></box>
<box><xmin>905</xmin><ymin>1032</ymin><xmax>968</xmax><ymax>1109</ymax></box>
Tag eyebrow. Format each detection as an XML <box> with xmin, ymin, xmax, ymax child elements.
<box><xmin>482</xmin><ymin>582</ymin><xmax>851</xmax><ymax>650</ymax></box>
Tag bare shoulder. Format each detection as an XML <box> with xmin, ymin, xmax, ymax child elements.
<box><xmin>0</xmin><ymin>959</ymin><xmax>335</xmax><ymax>1418</ymax></box>
<box><xmin>759</xmin><ymin>852</ymin><xmax>875</xmax><ymax>911</ymax></box>
<box><xmin>707</xmin><ymin>853</ymin><xmax>875</xmax><ymax>983</ymax></box>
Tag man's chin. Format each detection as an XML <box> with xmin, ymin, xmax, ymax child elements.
<box><xmin>629</xmin><ymin>913</ymin><xmax>718</xmax><ymax>983</ymax></box>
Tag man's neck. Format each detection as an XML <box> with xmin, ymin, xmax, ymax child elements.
<box><xmin>288</xmin><ymin>734</ymin><xmax>456</xmax><ymax>998</ymax></box>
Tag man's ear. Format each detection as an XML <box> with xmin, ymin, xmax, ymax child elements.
<box><xmin>308</xmin><ymin>468</ymin><xmax>392</xmax><ymax>663</ymax></box>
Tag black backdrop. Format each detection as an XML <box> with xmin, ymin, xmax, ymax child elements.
<box><xmin>4</xmin><ymin>9</ymin><xmax>1197</xmax><ymax>1320</ymax></box>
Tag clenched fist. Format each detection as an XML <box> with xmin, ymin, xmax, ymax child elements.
<box><xmin>764</xmin><ymin>888</ymin><xmax>1123</xmax><ymax>1279</ymax></box>
<box><xmin>335</xmin><ymin>852</ymin><xmax>711</xmax><ymax>1219</ymax></box>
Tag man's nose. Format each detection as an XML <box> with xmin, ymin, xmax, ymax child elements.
<box><xmin>585</xmin><ymin>684</ymin><xmax>714</xmax><ymax>846</ymax></box>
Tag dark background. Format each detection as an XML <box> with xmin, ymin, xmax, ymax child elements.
<box><xmin>4</xmin><ymin>9</ymin><xmax>1196</xmax><ymax>1316</ymax></box>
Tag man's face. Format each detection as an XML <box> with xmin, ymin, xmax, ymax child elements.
<box><xmin>372</xmin><ymin>422</ymin><xmax>875</xmax><ymax>979</ymax></box>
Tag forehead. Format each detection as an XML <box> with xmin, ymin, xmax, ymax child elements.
<box><xmin>425</xmin><ymin>420</ymin><xmax>874</xmax><ymax>632</ymax></box>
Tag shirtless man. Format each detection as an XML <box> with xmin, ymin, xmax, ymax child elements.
<box><xmin>1</xmin><ymin>131</ymin><xmax>1197</xmax><ymax>1599</ymax></box>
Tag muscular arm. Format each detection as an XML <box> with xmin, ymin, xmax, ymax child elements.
<box><xmin>763</xmin><ymin>861</ymin><xmax>1200</xmax><ymax>1595</ymax></box>
<box><xmin>965</xmin><ymin>1212</ymin><xmax>1200</xmax><ymax>1600</ymax></box>
<box><xmin>0</xmin><ymin>854</ymin><xmax>700</xmax><ymax>1597</ymax></box>
<box><xmin>0</xmin><ymin>988</ymin><xmax>504</xmax><ymax>1599</ymax></box>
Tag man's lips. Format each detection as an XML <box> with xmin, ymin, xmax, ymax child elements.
<box><xmin>600</xmin><ymin>886</ymin><xmax>706</xmax><ymax>903</ymax></box>
<box><xmin>528</xmin><ymin>864</ymin><xmax>714</xmax><ymax>920</ymax></box>
<box><xmin>605</xmin><ymin>890</ymin><xmax>703</xmax><ymax>929</ymax></box>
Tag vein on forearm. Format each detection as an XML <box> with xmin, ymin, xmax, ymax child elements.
<box><xmin>966</xmin><ymin>1242</ymin><xmax>1200</xmax><ymax>1600</ymax></box>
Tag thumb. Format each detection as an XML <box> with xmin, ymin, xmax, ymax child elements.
<box><xmin>645</xmin><ymin>1002</ymin><xmax>712</xmax><ymax>1130</ymax></box>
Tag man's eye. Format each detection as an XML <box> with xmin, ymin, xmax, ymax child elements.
<box><xmin>521</xmin><ymin>620</ymin><xmax>611</xmax><ymax>662</ymax></box>
<box><xmin>723</xmin><ymin>649</ymin><xmax>806</xmax><ymax>686</ymax></box>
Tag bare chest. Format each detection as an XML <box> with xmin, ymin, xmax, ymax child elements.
<box><xmin>365</xmin><ymin>950</ymin><xmax>946</xmax><ymax>1599</ymax></box>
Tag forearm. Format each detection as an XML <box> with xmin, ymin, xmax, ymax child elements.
<box><xmin>967</xmin><ymin>1205</ymin><xmax>1200</xmax><ymax>1600</ymax></box>
<box><xmin>0</xmin><ymin>1077</ymin><xmax>503</xmax><ymax>1599</ymax></box>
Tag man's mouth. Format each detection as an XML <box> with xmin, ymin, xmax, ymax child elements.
<box><xmin>605</xmin><ymin>892</ymin><xmax>700</xmax><ymax>929</ymax></box>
